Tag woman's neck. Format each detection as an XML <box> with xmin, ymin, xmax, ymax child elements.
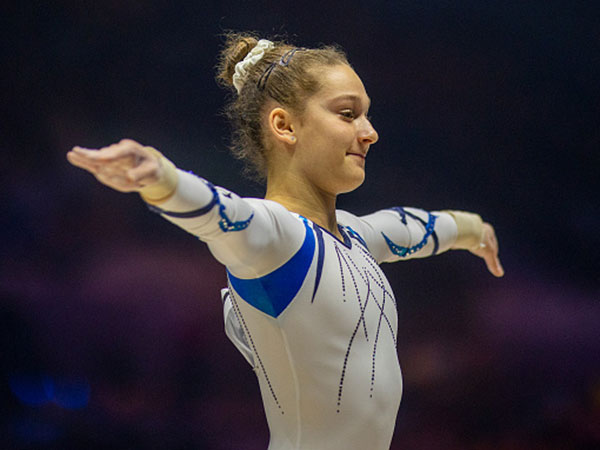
<box><xmin>265</xmin><ymin>173</ymin><xmax>341</xmax><ymax>240</ymax></box>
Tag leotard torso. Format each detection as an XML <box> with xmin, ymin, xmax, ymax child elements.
<box><xmin>149</xmin><ymin>170</ymin><xmax>458</xmax><ymax>450</ymax></box>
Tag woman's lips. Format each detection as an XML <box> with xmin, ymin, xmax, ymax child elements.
<box><xmin>346</xmin><ymin>152</ymin><xmax>366</xmax><ymax>160</ymax></box>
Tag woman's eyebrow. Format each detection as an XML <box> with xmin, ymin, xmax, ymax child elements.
<box><xmin>329</xmin><ymin>94</ymin><xmax>371</xmax><ymax>110</ymax></box>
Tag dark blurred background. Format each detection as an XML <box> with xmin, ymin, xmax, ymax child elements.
<box><xmin>2</xmin><ymin>1</ymin><xmax>599</xmax><ymax>449</ymax></box>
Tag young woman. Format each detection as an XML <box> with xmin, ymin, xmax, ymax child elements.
<box><xmin>67</xmin><ymin>33</ymin><xmax>503</xmax><ymax>450</ymax></box>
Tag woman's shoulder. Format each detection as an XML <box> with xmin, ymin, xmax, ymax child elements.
<box><xmin>242</xmin><ymin>198</ymin><xmax>308</xmax><ymax>235</ymax></box>
<box><xmin>245</xmin><ymin>197</ymin><xmax>303</xmax><ymax>217</ymax></box>
<box><xmin>335</xmin><ymin>208</ymin><xmax>361</xmax><ymax>226</ymax></box>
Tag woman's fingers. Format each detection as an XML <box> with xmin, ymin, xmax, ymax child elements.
<box><xmin>484</xmin><ymin>249</ymin><xmax>504</xmax><ymax>277</ymax></box>
<box><xmin>72</xmin><ymin>141</ymin><xmax>137</xmax><ymax>162</ymax></box>
<box><xmin>470</xmin><ymin>223</ymin><xmax>504</xmax><ymax>277</ymax></box>
<box><xmin>67</xmin><ymin>139</ymin><xmax>164</xmax><ymax>193</ymax></box>
<box><xmin>67</xmin><ymin>151</ymin><xmax>105</xmax><ymax>173</ymax></box>
<box><xmin>94</xmin><ymin>171</ymin><xmax>138</xmax><ymax>192</ymax></box>
<box><xmin>126</xmin><ymin>157</ymin><xmax>161</xmax><ymax>185</ymax></box>
<box><xmin>68</xmin><ymin>151</ymin><xmax>137</xmax><ymax>179</ymax></box>
<box><xmin>480</xmin><ymin>223</ymin><xmax>504</xmax><ymax>277</ymax></box>
<box><xmin>66</xmin><ymin>151</ymin><xmax>90</xmax><ymax>168</ymax></box>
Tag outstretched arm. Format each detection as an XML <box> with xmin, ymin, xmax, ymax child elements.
<box><xmin>66</xmin><ymin>139</ymin><xmax>306</xmax><ymax>278</ymax></box>
<box><xmin>338</xmin><ymin>207</ymin><xmax>504</xmax><ymax>278</ymax></box>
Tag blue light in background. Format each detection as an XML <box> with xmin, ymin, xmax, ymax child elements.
<box><xmin>9</xmin><ymin>373</ymin><xmax>91</xmax><ymax>410</ymax></box>
<box><xmin>8</xmin><ymin>374</ymin><xmax>53</xmax><ymax>407</ymax></box>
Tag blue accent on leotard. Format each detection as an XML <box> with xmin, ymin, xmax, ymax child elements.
<box><xmin>388</xmin><ymin>206</ymin><xmax>408</xmax><ymax>225</ymax></box>
<box><xmin>388</xmin><ymin>207</ymin><xmax>440</xmax><ymax>256</ymax></box>
<box><xmin>344</xmin><ymin>226</ymin><xmax>369</xmax><ymax>251</ymax></box>
<box><xmin>400</xmin><ymin>208</ymin><xmax>439</xmax><ymax>255</ymax></box>
<box><xmin>382</xmin><ymin>212</ymin><xmax>438</xmax><ymax>257</ymax></box>
<box><xmin>311</xmin><ymin>225</ymin><xmax>325</xmax><ymax>303</ymax></box>
<box><xmin>227</xmin><ymin>219</ymin><xmax>315</xmax><ymax>317</ymax></box>
<box><xmin>209</xmin><ymin>183</ymin><xmax>254</xmax><ymax>232</ymax></box>
<box><xmin>146</xmin><ymin>197</ymin><xmax>217</xmax><ymax>218</ymax></box>
<box><xmin>146</xmin><ymin>181</ymin><xmax>253</xmax><ymax>232</ymax></box>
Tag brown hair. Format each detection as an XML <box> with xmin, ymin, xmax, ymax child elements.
<box><xmin>216</xmin><ymin>32</ymin><xmax>349</xmax><ymax>181</ymax></box>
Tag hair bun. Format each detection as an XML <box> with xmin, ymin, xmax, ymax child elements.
<box><xmin>216</xmin><ymin>33</ymin><xmax>260</xmax><ymax>88</ymax></box>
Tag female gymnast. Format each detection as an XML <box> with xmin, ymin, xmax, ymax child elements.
<box><xmin>67</xmin><ymin>33</ymin><xmax>503</xmax><ymax>450</ymax></box>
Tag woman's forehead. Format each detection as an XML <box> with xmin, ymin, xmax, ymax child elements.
<box><xmin>318</xmin><ymin>65</ymin><xmax>370</xmax><ymax>104</ymax></box>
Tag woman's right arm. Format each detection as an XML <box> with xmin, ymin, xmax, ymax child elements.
<box><xmin>67</xmin><ymin>139</ymin><xmax>305</xmax><ymax>278</ymax></box>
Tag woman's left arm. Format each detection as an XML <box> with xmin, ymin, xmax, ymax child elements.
<box><xmin>338</xmin><ymin>208</ymin><xmax>503</xmax><ymax>277</ymax></box>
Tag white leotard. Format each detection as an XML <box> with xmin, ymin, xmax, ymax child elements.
<box><xmin>149</xmin><ymin>170</ymin><xmax>458</xmax><ymax>450</ymax></box>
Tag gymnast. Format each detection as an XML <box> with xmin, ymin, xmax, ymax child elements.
<box><xmin>67</xmin><ymin>33</ymin><xmax>503</xmax><ymax>450</ymax></box>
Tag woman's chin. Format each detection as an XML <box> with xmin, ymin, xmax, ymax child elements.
<box><xmin>337</xmin><ymin>169</ymin><xmax>365</xmax><ymax>194</ymax></box>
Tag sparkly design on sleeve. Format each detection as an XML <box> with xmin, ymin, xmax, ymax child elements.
<box><xmin>382</xmin><ymin>211</ymin><xmax>438</xmax><ymax>257</ymax></box>
<box><xmin>210</xmin><ymin>183</ymin><xmax>254</xmax><ymax>232</ymax></box>
<box><xmin>333</xmin><ymin>242</ymin><xmax>397</xmax><ymax>413</ymax></box>
<box><xmin>401</xmin><ymin>208</ymin><xmax>440</xmax><ymax>255</ymax></box>
<box><xmin>388</xmin><ymin>206</ymin><xmax>407</xmax><ymax>224</ymax></box>
<box><xmin>146</xmin><ymin>181</ymin><xmax>254</xmax><ymax>232</ymax></box>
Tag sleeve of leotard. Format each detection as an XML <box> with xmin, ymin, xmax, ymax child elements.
<box><xmin>336</xmin><ymin>207</ymin><xmax>460</xmax><ymax>264</ymax></box>
<box><xmin>145</xmin><ymin>169</ymin><xmax>306</xmax><ymax>278</ymax></box>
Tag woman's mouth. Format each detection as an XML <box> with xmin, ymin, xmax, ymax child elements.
<box><xmin>346</xmin><ymin>152</ymin><xmax>366</xmax><ymax>160</ymax></box>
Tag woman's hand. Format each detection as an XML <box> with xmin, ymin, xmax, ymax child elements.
<box><xmin>469</xmin><ymin>222</ymin><xmax>504</xmax><ymax>277</ymax></box>
<box><xmin>66</xmin><ymin>139</ymin><xmax>164</xmax><ymax>193</ymax></box>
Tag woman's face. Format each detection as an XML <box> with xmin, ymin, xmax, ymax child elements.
<box><xmin>290</xmin><ymin>64</ymin><xmax>379</xmax><ymax>195</ymax></box>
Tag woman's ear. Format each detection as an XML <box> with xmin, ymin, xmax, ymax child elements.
<box><xmin>268</xmin><ymin>107</ymin><xmax>297</xmax><ymax>145</ymax></box>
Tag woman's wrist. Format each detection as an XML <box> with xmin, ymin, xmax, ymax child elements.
<box><xmin>139</xmin><ymin>148</ymin><xmax>179</xmax><ymax>205</ymax></box>
<box><xmin>443</xmin><ymin>210</ymin><xmax>484</xmax><ymax>251</ymax></box>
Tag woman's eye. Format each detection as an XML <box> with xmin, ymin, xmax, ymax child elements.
<box><xmin>340</xmin><ymin>110</ymin><xmax>355</xmax><ymax>120</ymax></box>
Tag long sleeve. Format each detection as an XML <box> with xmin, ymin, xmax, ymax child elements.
<box><xmin>336</xmin><ymin>207</ymin><xmax>458</xmax><ymax>264</ymax></box>
<box><xmin>146</xmin><ymin>169</ymin><xmax>307</xmax><ymax>279</ymax></box>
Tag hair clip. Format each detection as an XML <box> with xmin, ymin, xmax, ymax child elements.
<box><xmin>257</xmin><ymin>47</ymin><xmax>307</xmax><ymax>91</ymax></box>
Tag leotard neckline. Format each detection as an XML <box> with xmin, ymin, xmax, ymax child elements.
<box><xmin>297</xmin><ymin>215</ymin><xmax>352</xmax><ymax>249</ymax></box>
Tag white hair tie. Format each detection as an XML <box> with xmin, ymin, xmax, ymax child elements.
<box><xmin>232</xmin><ymin>39</ymin><xmax>275</xmax><ymax>94</ymax></box>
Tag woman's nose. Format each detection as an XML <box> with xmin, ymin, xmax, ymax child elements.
<box><xmin>358</xmin><ymin>118</ymin><xmax>379</xmax><ymax>145</ymax></box>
